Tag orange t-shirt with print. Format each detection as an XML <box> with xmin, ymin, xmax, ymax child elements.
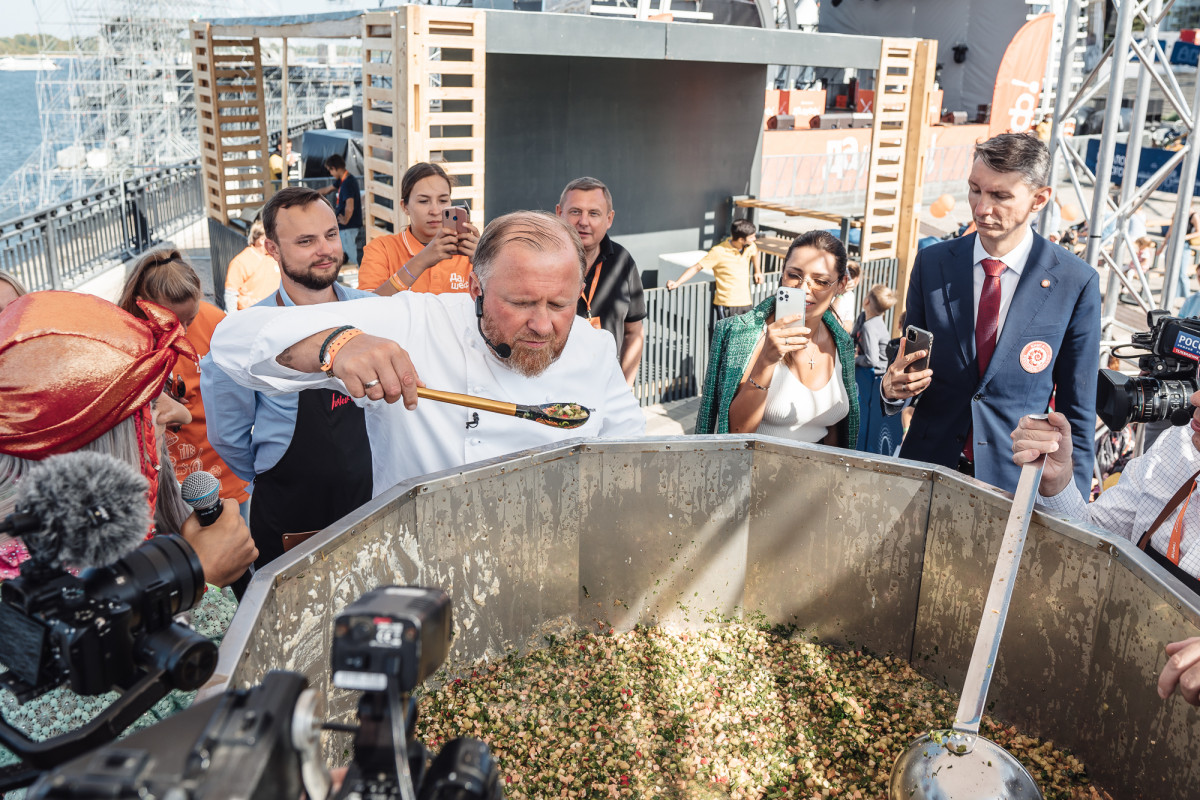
<box><xmin>164</xmin><ymin>301</ymin><xmax>250</xmax><ymax>503</ymax></box>
<box><xmin>357</xmin><ymin>228</ymin><xmax>473</xmax><ymax>293</ymax></box>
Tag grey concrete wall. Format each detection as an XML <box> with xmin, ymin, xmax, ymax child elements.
<box><xmin>484</xmin><ymin>54</ymin><xmax>766</xmax><ymax>274</ymax></box>
<box><xmin>819</xmin><ymin>0</ymin><xmax>1027</xmax><ymax>116</ymax></box>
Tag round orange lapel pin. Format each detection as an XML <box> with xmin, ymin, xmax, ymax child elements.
<box><xmin>1021</xmin><ymin>341</ymin><xmax>1052</xmax><ymax>373</ymax></box>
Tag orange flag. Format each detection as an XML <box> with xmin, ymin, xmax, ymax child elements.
<box><xmin>988</xmin><ymin>13</ymin><xmax>1055</xmax><ymax>139</ymax></box>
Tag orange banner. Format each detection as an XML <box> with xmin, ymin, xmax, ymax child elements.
<box><xmin>988</xmin><ymin>13</ymin><xmax>1054</xmax><ymax>138</ymax></box>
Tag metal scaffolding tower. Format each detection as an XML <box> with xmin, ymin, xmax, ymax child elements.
<box><xmin>1043</xmin><ymin>0</ymin><xmax>1197</xmax><ymax>339</ymax></box>
<box><xmin>0</xmin><ymin>0</ymin><xmax>361</xmax><ymax>217</ymax></box>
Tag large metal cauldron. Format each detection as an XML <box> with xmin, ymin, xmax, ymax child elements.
<box><xmin>206</xmin><ymin>436</ymin><xmax>1200</xmax><ymax>798</ymax></box>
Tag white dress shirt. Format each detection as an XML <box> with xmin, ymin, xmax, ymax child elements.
<box><xmin>1039</xmin><ymin>424</ymin><xmax>1200</xmax><ymax>577</ymax></box>
<box><xmin>972</xmin><ymin>225</ymin><xmax>1034</xmax><ymax>337</ymax></box>
<box><xmin>210</xmin><ymin>292</ymin><xmax>646</xmax><ymax>496</ymax></box>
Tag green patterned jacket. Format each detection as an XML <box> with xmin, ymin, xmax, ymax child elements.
<box><xmin>695</xmin><ymin>295</ymin><xmax>860</xmax><ymax>446</ymax></box>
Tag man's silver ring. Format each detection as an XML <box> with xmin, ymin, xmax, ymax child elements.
<box><xmin>363</xmin><ymin>379</ymin><xmax>381</xmax><ymax>389</ymax></box>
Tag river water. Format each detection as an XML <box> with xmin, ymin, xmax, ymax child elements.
<box><xmin>0</xmin><ymin>70</ymin><xmax>40</xmax><ymax>193</ymax></box>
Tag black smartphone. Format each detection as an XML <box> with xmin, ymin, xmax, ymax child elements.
<box><xmin>905</xmin><ymin>325</ymin><xmax>933</xmax><ymax>373</ymax></box>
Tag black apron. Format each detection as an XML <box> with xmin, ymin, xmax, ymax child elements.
<box><xmin>248</xmin><ymin>315</ymin><xmax>373</xmax><ymax>567</ymax></box>
<box><xmin>249</xmin><ymin>386</ymin><xmax>372</xmax><ymax>567</ymax></box>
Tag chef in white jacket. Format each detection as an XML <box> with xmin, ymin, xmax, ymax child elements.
<box><xmin>211</xmin><ymin>209</ymin><xmax>645</xmax><ymax>496</ymax></box>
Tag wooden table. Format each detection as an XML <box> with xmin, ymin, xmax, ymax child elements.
<box><xmin>755</xmin><ymin>235</ymin><xmax>792</xmax><ymax>272</ymax></box>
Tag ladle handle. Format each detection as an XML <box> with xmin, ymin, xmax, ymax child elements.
<box><xmin>417</xmin><ymin>387</ymin><xmax>518</xmax><ymax>417</ymax></box>
<box><xmin>952</xmin><ymin>458</ymin><xmax>1046</xmax><ymax>736</ymax></box>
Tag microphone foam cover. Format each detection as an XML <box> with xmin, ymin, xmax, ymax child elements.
<box><xmin>180</xmin><ymin>471</ymin><xmax>221</xmax><ymax>512</ymax></box>
<box><xmin>17</xmin><ymin>451</ymin><xmax>150</xmax><ymax>570</ymax></box>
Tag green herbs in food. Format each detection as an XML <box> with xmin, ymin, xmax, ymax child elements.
<box><xmin>417</xmin><ymin>624</ymin><xmax>1104</xmax><ymax>800</ymax></box>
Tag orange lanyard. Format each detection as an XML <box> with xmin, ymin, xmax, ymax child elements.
<box><xmin>1167</xmin><ymin>481</ymin><xmax>1198</xmax><ymax>565</ymax></box>
<box><xmin>581</xmin><ymin>257</ymin><xmax>604</xmax><ymax>317</ymax></box>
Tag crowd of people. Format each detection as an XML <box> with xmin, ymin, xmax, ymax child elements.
<box><xmin>1</xmin><ymin>127</ymin><xmax>1200</xmax><ymax>770</ymax></box>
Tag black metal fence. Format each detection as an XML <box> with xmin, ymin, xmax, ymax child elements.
<box><xmin>208</xmin><ymin>218</ymin><xmax>250</xmax><ymax>311</ymax></box>
<box><xmin>631</xmin><ymin>257</ymin><xmax>899</xmax><ymax>407</ymax></box>
<box><xmin>0</xmin><ymin>161</ymin><xmax>203</xmax><ymax>292</ymax></box>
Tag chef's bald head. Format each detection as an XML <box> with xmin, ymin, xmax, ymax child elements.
<box><xmin>472</xmin><ymin>211</ymin><xmax>585</xmax><ymax>290</ymax></box>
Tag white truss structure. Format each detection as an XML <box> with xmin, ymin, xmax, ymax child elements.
<box><xmin>0</xmin><ymin>0</ymin><xmax>362</xmax><ymax>216</ymax></box>
<box><xmin>1042</xmin><ymin>0</ymin><xmax>1198</xmax><ymax>339</ymax></box>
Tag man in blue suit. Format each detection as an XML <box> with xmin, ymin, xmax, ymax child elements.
<box><xmin>882</xmin><ymin>133</ymin><xmax>1100</xmax><ymax>496</ymax></box>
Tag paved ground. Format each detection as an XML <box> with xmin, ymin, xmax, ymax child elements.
<box><xmin>75</xmin><ymin>215</ymin><xmax>214</xmax><ymax>304</ymax></box>
<box><xmin>642</xmin><ymin>396</ymin><xmax>700</xmax><ymax>436</ymax></box>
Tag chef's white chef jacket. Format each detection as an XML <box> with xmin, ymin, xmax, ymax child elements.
<box><xmin>211</xmin><ymin>292</ymin><xmax>646</xmax><ymax>496</ymax></box>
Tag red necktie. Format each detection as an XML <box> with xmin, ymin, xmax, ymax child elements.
<box><xmin>976</xmin><ymin>258</ymin><xmax>1006</xmax><ymax>377</ymax></box>
<box><xmin>965</xmin><ymin>258</ymin><xmax>1006</xmax><ymax>464</ymax></box>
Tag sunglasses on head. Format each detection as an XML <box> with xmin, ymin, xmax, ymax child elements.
<box><xmin>164</xmin><ymin>373</ymin><xmax>186</xmax><ymax>403</ymax></box>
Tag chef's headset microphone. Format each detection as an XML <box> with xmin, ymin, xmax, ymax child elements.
<box><xmin>475</xmin><ymin>294</ymin><xmax>512</xmax><ymax>358</ymax></box>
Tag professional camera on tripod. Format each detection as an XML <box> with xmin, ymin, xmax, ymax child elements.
<box><xmin>0</xmin><ymin>452</ymin><xmax>217</xmax><ymax>792</ymax></box>
<box><xmin>1097</xmin><ymin>310</ymin><xmax>1200</xmax><ymax>432</ymax></box>
<box><xmin>27</xmin><ymin>585</ymin><xmax>503</xmax><ymax>800</ymax></box>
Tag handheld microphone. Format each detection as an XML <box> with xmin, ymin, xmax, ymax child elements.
<box><xmin>1</xmin><ymin>451</ymin><xmax>149</xmax><ymax>571</ymax></box>
<box><xmin>179</xmin><ymin>471</ymin><xmax>222</xmax><ymax>527</ymax></box>
<box><xmin>475</xmin><ymin>294</ymin><xmax>511</xmax><ymax>359</ymax></box>
<box><xmin>180</xmin><ymin>470</ymin><xmax>252</xmax><ymax>597</ymax></box>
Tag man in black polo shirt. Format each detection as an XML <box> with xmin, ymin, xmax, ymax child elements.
<box><xmin>556</xmin><ymin>177</ymin><xmax>646</xmax><ymax>385</ymax></box>
<box><xmin>318</xmin><ymin>153</ymin><xmax>364</xmax><ymax>266</ymax></box>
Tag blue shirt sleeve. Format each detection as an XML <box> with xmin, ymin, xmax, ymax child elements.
<box><xmin>1181</xmin><ymin>292</ymin><xmax>1200</xmax><ymax>319</ymax></box>
<box><xmin>200</xmin><ymin>354</ymin><xmax>260</xmax><ymax>482</ymax></box>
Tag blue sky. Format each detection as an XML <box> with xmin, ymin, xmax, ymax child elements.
<box><xmin>2</xmin><ymin>1</ymin><xmax>40</xmax><ymax>37</ymax></box>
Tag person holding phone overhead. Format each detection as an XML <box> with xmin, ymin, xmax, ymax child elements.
<box><xmin>882</xmin><ymin>133</ymin><xmax>1100</xmax><ymax>495</ymax></box>
<box><xmin>357</xmin><ymin>162</ymin><xmax>480</xmax><ymax>295</ymax></box>
<box><xmin>695</xmin><ymin>231</ymin><xmax>859</xmax><ymax>447</ymax></box>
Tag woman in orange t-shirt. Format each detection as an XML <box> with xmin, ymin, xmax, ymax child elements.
<box><xmin>118</xmin><ymin>249</ymin><xmax>251</xmax><ymax>511</ymax></box>
<box><xmin>357</xmin><ymin>162</ymin><xmax>480</xmax><ymax>295</ymax></box>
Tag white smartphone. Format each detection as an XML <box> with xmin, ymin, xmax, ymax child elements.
<box><xmin>775</xmin><ymin>285</ymin><xmax>806</xmax><ymax>329</ymax></box>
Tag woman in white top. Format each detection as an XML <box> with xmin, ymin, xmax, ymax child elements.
<box><xmin>696</xmin><ymin>230</ymin><xmax>859</xmax><ymax>447</ymax></box>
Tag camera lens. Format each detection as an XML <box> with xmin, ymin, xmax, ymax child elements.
<box><xmin>85</xmin><ymin>535</ymin><xmax>206</xmax><ymax>630</ymax></box>
<box><xmin>1097</xmin><ymin>368</ymin><xmax>1198</xmax><ymax>431</ymax></box>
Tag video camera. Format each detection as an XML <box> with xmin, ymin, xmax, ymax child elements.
<box><xmin>1097</xmin><ymin>310</ymin><xmax>1200</xmax><ymax>431</ymax></box>
<box><xmin>27</xmin><ymin>586</ymin><xmax>503</xmax><ymax>800</ymax></box>
<box><xmin>0</xmin><ymin>452</ymin><xmax>217</xmax><ymax>790</ymax></box>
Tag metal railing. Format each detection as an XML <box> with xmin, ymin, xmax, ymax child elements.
<box><xmin>632</xmin><ymin>258</ymin><xmax>899</xmax><ymax>407</ymax></box>
<box><xmin>634</xmin><ymin>274</ymin><xmax>782</xmax><ymax>407</ymax></box>
<box><xmin>0</xmin><ymin>161</ymin><xmax>203</xmax><ymax>292</ymax></box>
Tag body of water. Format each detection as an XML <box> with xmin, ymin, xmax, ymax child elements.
<box><xmin>0</xmin><ymin>70</ymin><xmax>42</xmax><ymax>197</ymax></box>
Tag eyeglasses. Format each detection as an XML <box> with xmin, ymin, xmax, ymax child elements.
<box><xmin>785</xmin><ymin>273</ymin><xmax>838</xmax><ymax>291</ymax></box>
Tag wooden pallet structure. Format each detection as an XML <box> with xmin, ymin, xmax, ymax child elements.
<box><xmin>190</xmin><ymin>23</ymin><xmax>274</xmax><ymax>225</ymax></box>
<box><xmin>859</xmin><ymin>38</ymin><xmax>937</xmax><ymax>331</ymax></box>
<box><xmin>362</xmin><ymin>7</ymin><xmax>486</xmax><ymax>241</ymax></box>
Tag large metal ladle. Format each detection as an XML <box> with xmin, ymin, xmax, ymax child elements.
<box><xmin>889</xmin><ymin>453</ymin><xmax>1047</xmax><ymax>800</ymax></box>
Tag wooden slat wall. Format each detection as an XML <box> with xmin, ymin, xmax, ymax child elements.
<box><xmin>362</xmin><ymin>11</ymin><xmax>406</xmax><ymax>242</ymax></box>
<box><xmin>362</xmin><ymin>7</ymin><xmax>486</xmax><ymax>241</ymax></box>
<box><xmin>191</xmin><ymin>23</ymin><xmax>273</xmax><ymax>225</ymax></box>
<box><xmin>860</xmin><ymin>38</ymin><xmax>919</xmax><ymax>262</ymax></box>
<box><xmin>891</xmin><ymin>39</ymin><xmax>938</xmax><ymax>335</ymax></box>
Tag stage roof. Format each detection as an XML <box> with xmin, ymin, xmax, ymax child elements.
<box><xmin>200</xmin><ymin>8</ymin><xmax>886</xmax><ymax>69</ymax></box>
